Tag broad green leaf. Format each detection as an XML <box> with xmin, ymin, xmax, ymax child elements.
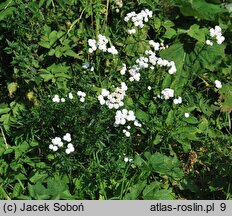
<box><xmin>49</xmin><ymin>30</ymin><xmax>58</xmax><ymax>45</ymax></box>
<box><xmin>173</xmin><ymin>0</ymin><xmax>227</xmax><ymax>21</ymax></box>
<box><xmin>123</xmin><ymin>180</ymin><xmax>147</xmax><ymax>199</ymax></box>
<box><xmin>149</xmin><ymin>152</ymin><xmax>183</xmax><ymax>179</ymax></box>
<box><xmin>142</xmin><ymin>181</ymin><xmax>161</xmax><ymax>199</ymax></box>
<box><xmin>38</xmin><ymin>41</ymin><xmax>51</xmax><ymax>49</ymax></box>
<box><xmin>29</xmin><ymin>172</ymin><xmax>48</xmax><ymax>184</ymax></box>
<box><xmin>165</xmin><ymin>110</ymin><xmax>174</xmax><ymax>126</ymax></box>
<box><xmin>135</xmin><ymin>109</ymin><xmax>149</xmax><ymax>122</ymax></box>
<box><xmin>160</xmin><ymin>42</ymin><xmax>186</xmax><ymax>75</ymax></box>
<box><xmin>188</xmin><ymin>24</ymin><xmax>206</xmax><ymax>42</ymax></box>
<box><xmin>195</xmin><ymin>42</ymin><xmax>226</xmax><ymax>71</ymax></box>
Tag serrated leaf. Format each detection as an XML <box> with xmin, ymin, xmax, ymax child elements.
<box><xmin>143</xmin><ymin>181</ymin><xmax>161</xmax><ymax>199</ymax></box>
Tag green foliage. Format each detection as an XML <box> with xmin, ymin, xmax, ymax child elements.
<box><xmin>0</xmin><ymin>0</ymin><xmax>231</xmax><ymax>200</ymax></box>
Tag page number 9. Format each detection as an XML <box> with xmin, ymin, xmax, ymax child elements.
<box><xmin>220</xmin><ymin>203</ymin><xmax>226</xmax><ymax>211</ymax></box>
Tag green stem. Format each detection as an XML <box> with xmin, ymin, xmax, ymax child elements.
<box><xmin>120</xmin><ymin>164</ymin><xmax>130</xmax><ymax>200</ymax></box>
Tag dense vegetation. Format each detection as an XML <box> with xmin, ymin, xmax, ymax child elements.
<box><xmin>0</xmin><ymin>0</ymin><xmax>232</xmax><ymax>200</ymax></box>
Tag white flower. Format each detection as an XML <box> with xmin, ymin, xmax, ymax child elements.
<box><xmin>80</xmin><ymin>97</ymin><xmax>85</xmax><ymax>102</ymax></box>
<box><xmin>52</xmin><ymin>95</ymin><xmax>60</xmax><ymax>103</ymax></box>
<box><xmin>127</xmin><ymin>125</ymin><xmax>131</xmax><ymax>130</ymax></box>
<box><xmin>216</xmin><ymin>36</ymin><xmax>225</xmax><ymax>44</ymax></box>
<box><xmin>113</xmin><ymin>104</ymin><xmax>119</xmax><ymax>109</ymax></box>
<box><xmin>184</xmin><ymin>113</ymin><xmax>190</xmax><ymax>118</ymax></box>
<box><xmin>52</xmin><ymin>146</ymin><xmax>58</xmax><ymax>151</ymax></box>
<box><xmin>107</xmin><ymin>46</ymin><xmax>118</xmax><ymax>55</ymax></box>
<box><xmin>88</xmin><ymin>39</ymin><xmax>97</xmax><ymax>47</ymax></box>
<box><xmin>101</xmin><ymin>89</ymin><xmax>110</xmax><ymax>97</ymax></box>
<box><xmin>52</xmin><ymin>137</ymin><xmax>62</xmax><ymax>146</ymax></box>
<box><xmin>124</xmin><ymin>157</ymin><xmax>129</xmax><ymax>162</ymax></box>
<box><xmin>63</xmin><ymin>133</ymin><xmax>71</xmax><ymax>142</ymax></box>
<box><xmin>108</xmin><ymin>103</ymin><xmax>114</xmax><ymax>109</ymax></box>
<box><xmin>119</xmin><ymin>101</ymin><xmax>124</xmax><ymax>107</ymax></box>
<box><xmin>134</xmin><ymin>119</ymin><xmax>142</xmax><ymax>127</ymax></box>
<box><xmin>173</xmin><ymin>96</ymin><xmax>182</xmax><ymax>105</ymax></box>
<box><xmin>210</xmin><ymin>28</ymin><xmax>216</xmax><ymax>37</ymax></box>
<box><xmin>215</xmin><ymin>80</ymin><xmax>222</xmax><ymax>89</ymax></box>
<box><xmin>65</xmin><ymin>148</ymin><xmax>71</xmax><ymax>154</ymax></box>
<box><xmin>161</xmin><ymin>88</ymin><xmax>174</xmax><ymax>100</ymax></box>
<box><xmin>121</xmin><ymin>82</ymin><xmax>128</xmax><ymax>91</ymax></box>
<box><xmin>209</xmin><ymin>26</ymin><xmax>225</xmax><ymax>45</ymax></box>
<box><xmin>124</xmin><ymin>16</ymin><xmax>130</xmax><ymax>22</ymax></box>
<box><xmin>214</xmin><ymin>25</ymin><xmax>222</xmax><ymax>35</ymax></box>
<box><xmin>57</xmin><ymin>142</ymin><xmax>63</xmax><ymax>147</ymax></box>
<box><xmin>88</xmin><ymin>48</ymin><xmax>94</xmax><ymax>53</ymax></box>
<box><xmin>68</xmin><ymin>93</ymin><xmax>73</xmax><ymax>99</ymax></box>
<box><xmin>127</xmin><ymin>29</ymin><xmax>136</xmax><ymax>34</ymax></box>
<box><xmin>49</xmin><ymin>144</ymin><xmax>54</xmax><ymax>150</ymax></box>
<box><xmin>61</xmin><ymin>98</ymin><xmax>65</xmax><ymax>102</ymax></box>
<box><xmin>149</xmin><ymin>40</ymin><xmax>160</xmax><ymax>51</ymax></box>
<box><xmin>67</xmin><ymin>143</ymin><xmax>74</xmax><ymax>149</ymax></box>
<box><xmin>120</xmin><ymin>63</ymin><xmax>127</xmax><ymax>75</ymax></box>
<box><xmin>125</xmin><ymin>131</ymin><xmax>130</xmax><ymax>137</ymax></box>
<box><xmin>77</xmin><ymin>91</ymin><xmax>86</xmax><ymax>97</ymax></box>
<box><xmin>206</xmin><ymin>40</ymin><xmax>213</xmax><ymax>46</ymax></box>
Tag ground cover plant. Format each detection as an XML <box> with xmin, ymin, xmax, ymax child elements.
<box><xmin>0</xmin><ymin>0</ymin><xmax>232</xmax><ymax>200</ymax></box>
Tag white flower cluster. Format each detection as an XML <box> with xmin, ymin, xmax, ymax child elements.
<box><xmin>115</xmin><ymin>0</ymin><xmax>123</xmax><ymax>8</ymax></box>
<box><xmin>52</xmin><ymin>94</ymin><xmax>66</xmax><ymax>103</ymax></box>
<box><xmin>128</xmin><ymin>65</ymin><xmax>141</xmax><ymax>81</ymax></box>
<box><xmin>77</xmin><ymin>91</ymin><xmax>86</xmax><ymax>102</ymax></box>
<box><xmin>145</xmin><ymin>49</ymin><xmax>177</xmax><ymax>74</ymax></box>
<box><xmin>161</xmin><ymin>88</ymin><xmax>174</xmax><ymax>100</ymax></box>
<box><xmin>120</xmin><ymin>63</ymin><xmax>127</xmax><ymax>75</ymax></box>
<box><xmin>88</xmin><ymin>34</ymin><xmax>118</xmax><ymax>55</ymax></box>
<box><xmin>120</xmin><ymin>64</ymin><xmax>141</xmax><ymax>81</ymax></box>
<box><xmin>215</xmin><ymin>80</ymin><xmax>222</xmax><ymax>89</ymax></box>
<box><xmin>123</xmin><ymin>125</ymin><xmax>131</xmax><ymax>137</ymax></box>
<box><xmin>114</xmin><ymin>109</ymin><xmax>141</xmax><ymax>127</ymax></box>
<box><xmin>52</xmin><ymin>91</ymin><xmax>86</xmax><ymax>103</ymax></box>
<box><xmin>124</xmin><ymin>157</ymin><xmax>133</xmax><ymax>163</ymax></box>
<box><xmin>49</xmin><ymin>133</ymin><xmax>74</xmax><ymax>154</ymax></box>
<box><xmin>124</xmin><ymin>9</ymin><xmax>153</xmax><ymax>28</ymax></box>
<box><xmin>149</xmin><ymin>40</ymin><xmax>166</xmax><ymax>51</ymax></box>
<box><xmin>126</xmin><ymin>28</ymin><xmax>136</xmax><ymax>34</ymax></box>
<box><xmin>98</xmin><ymin>82</ymin><xmax>128</xmax><ymax>109</ymax></box>
<box><xmin>206</xmin><ymin>40</ymin><xmax>213</xmax><ymax>46</ymax></box>
<box><xmin>136</xmin><ymin>57</ymin><xmax>149</xmax><ymax>69</ymax></box>
<box><xmin>209</xmin><ymin>26</ymin><xmax>225</xmax><ymax>45</ymax></box>
<box><xmin>173</xmin><ymin>96</ymin><xmax>182</xmax><ymax>105</ymax></box>
<box><xmin>113</xmin><ymin>0</ymin><xmax>123</xmax><ymax>13</ymax></box>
